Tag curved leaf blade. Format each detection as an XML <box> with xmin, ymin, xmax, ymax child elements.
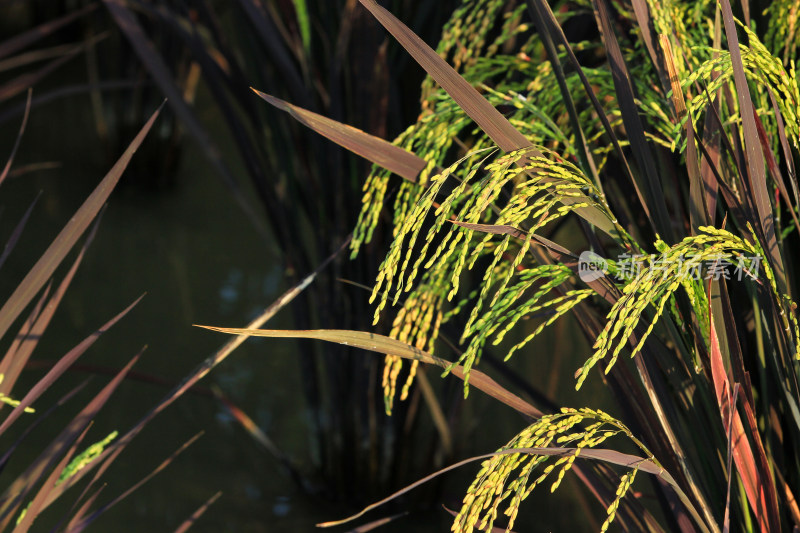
<box><xmin>195</xmin><ymin>326</ymin><xmax>542</xmax><ymax>419</ymax></box>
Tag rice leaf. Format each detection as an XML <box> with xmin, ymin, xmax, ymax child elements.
<box><xmin>196</xmin><ymin>326</ymin><xmax>542</xmax><ymax>419</ymax></box>
<box><xmin>252</xmin><ymin>89</ymin><xmax>426</xmax><ymax>183</ymax></box>
<box><xmin>0</xmin><ymin>104</ymin><xmax>162</xmax><ymax>343</ymax></box>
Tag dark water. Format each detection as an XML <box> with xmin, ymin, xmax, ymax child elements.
<box><xmin>0</xmin><ymin>77</ymin><xmax>607</xmax><ymax>531</ymax></box>
<box><xmin>0</xmin><ymin>86</ymin><xmax>327</xmax><ymax>531</ymax></box>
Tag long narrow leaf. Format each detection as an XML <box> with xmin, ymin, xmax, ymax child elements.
<box><xmin>236</xmin><ymin>0</ymin><xmax>311</xmax><ymax>107</ymax></box>
<box><xmin>358</xmin><ymin>0</ymin><xmax>528</xmax><ymax>152</ymax></box>
<box><xmin>0</xmin><ymin>192</ymin><xmax>39</xmax><ymax>271</ymax></box>
<box><xmin>0</xmin><ymin>105</ymin><xmax>161</xmax><ymax>343</ymax></box>
<box><xmin>708</xmin><ymin>287</ymin><xmax>776</xmax><ymax>532</ymax></box>
<box><xmin>0</xmin><ymin>297</ymin><xmax>142</xmax><ymax>439</ymax></box>
<box><xmin>195</xmin><ymin>326</ymin><xmax>546</xmax><ymax>419</ymax></box>
<box><xmin>0</xmin><ymin>89</ymin><xmax>31</xmax><ymax>188</ymax></box>
<box><xmin>0</xmin><ymin>381</ymin><xmax>87</xmax><ymax>476</ymax></box>
<box><xmin>252</xmin><ymin>89</ymin><xmax>426</xmax><ymax>183</ymax></box>
<box><xmin>0</xmin><ymin>213</ymin><xmax>103</xmax><ymax>396</ymax></box>
<box><xmin>718</xmin><ymin>0</ymin><xmax>785</xmax><ymax>289</ymax></box>
<box><xmin>13</xmin><ymin>425</ymin><xmax>89</xmax><ymax>533</ymax></box>
<box><xmin>0</xmin><ymin>4</ymin><xmax>98</xmax><ymax>60</ymax></box>
<box><xmin>318</xmin><ymin>446</ymin><xmax>682</xmax><ymax>529</ymax></box>
<box><xmin>524</xmin><ymin>0</ymin><xmax>600</xmax><ymax>189</ymax></box>
<box><xmin>173</xmin><ymin>491</ymin><xmax>222</xmax><ymax>533</ymax></box>
<box><xmin>593</xmin><ymin>0</ymin><xmax>672</xmax><ymax>239</ymax></box>
<box><xmin>67</xmin><ymin>433</ymin><xmax>203</xmax><ymax>532</ymax></box>
<box><xmin>64</xmin><ymin>486</ymin><xmax>105</xmax><ymax>533</ymax></box>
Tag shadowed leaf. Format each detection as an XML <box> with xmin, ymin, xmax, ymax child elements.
<box><xmin>593</xmin><ymin>0</ymin><xmax>672</xmax><ymax>239</ymax></box>
<box><xmin>173</xmin><ymin>491</ymin><xmax>222</xmax><ymax>533</ymax></box>
<box><xmin>0</xmin><ymin>4</ymin><xmax>98</xmax><ymax>60</ymax></box>
<box><xmin>0</xmin><ymin>192</ymin><xmax>39</xmax><ymax>271</ymax></box>
<box><xmin>0</xmin><ymin>33</ymin><xmax>106</xmax><ymax>103</ymax></box>
<box><xmin>0</xmin><ymin>104</ymin><xmax>161</xmax><ymax>343</ymax></box>
<box><xmin>0</xmin><ymin>89</ymin><xmax>31</xmax><ymax>188</ymax></box>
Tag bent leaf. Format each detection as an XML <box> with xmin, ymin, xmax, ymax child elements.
<box><xmin>195</xmin><ymin>326</ymin><xmax>542</xmax><ymax>419</ymax></box>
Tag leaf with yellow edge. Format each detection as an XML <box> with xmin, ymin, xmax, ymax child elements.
<box><xmin>194</xmin><ymin>326</ymin><xmax>541</xmax><ymax>419</ymax></box>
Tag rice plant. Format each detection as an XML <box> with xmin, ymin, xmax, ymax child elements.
<box><xmin>207</xmin><ymin>0</ymin><xmax>800</xmax><ymax>530</ymax></box>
